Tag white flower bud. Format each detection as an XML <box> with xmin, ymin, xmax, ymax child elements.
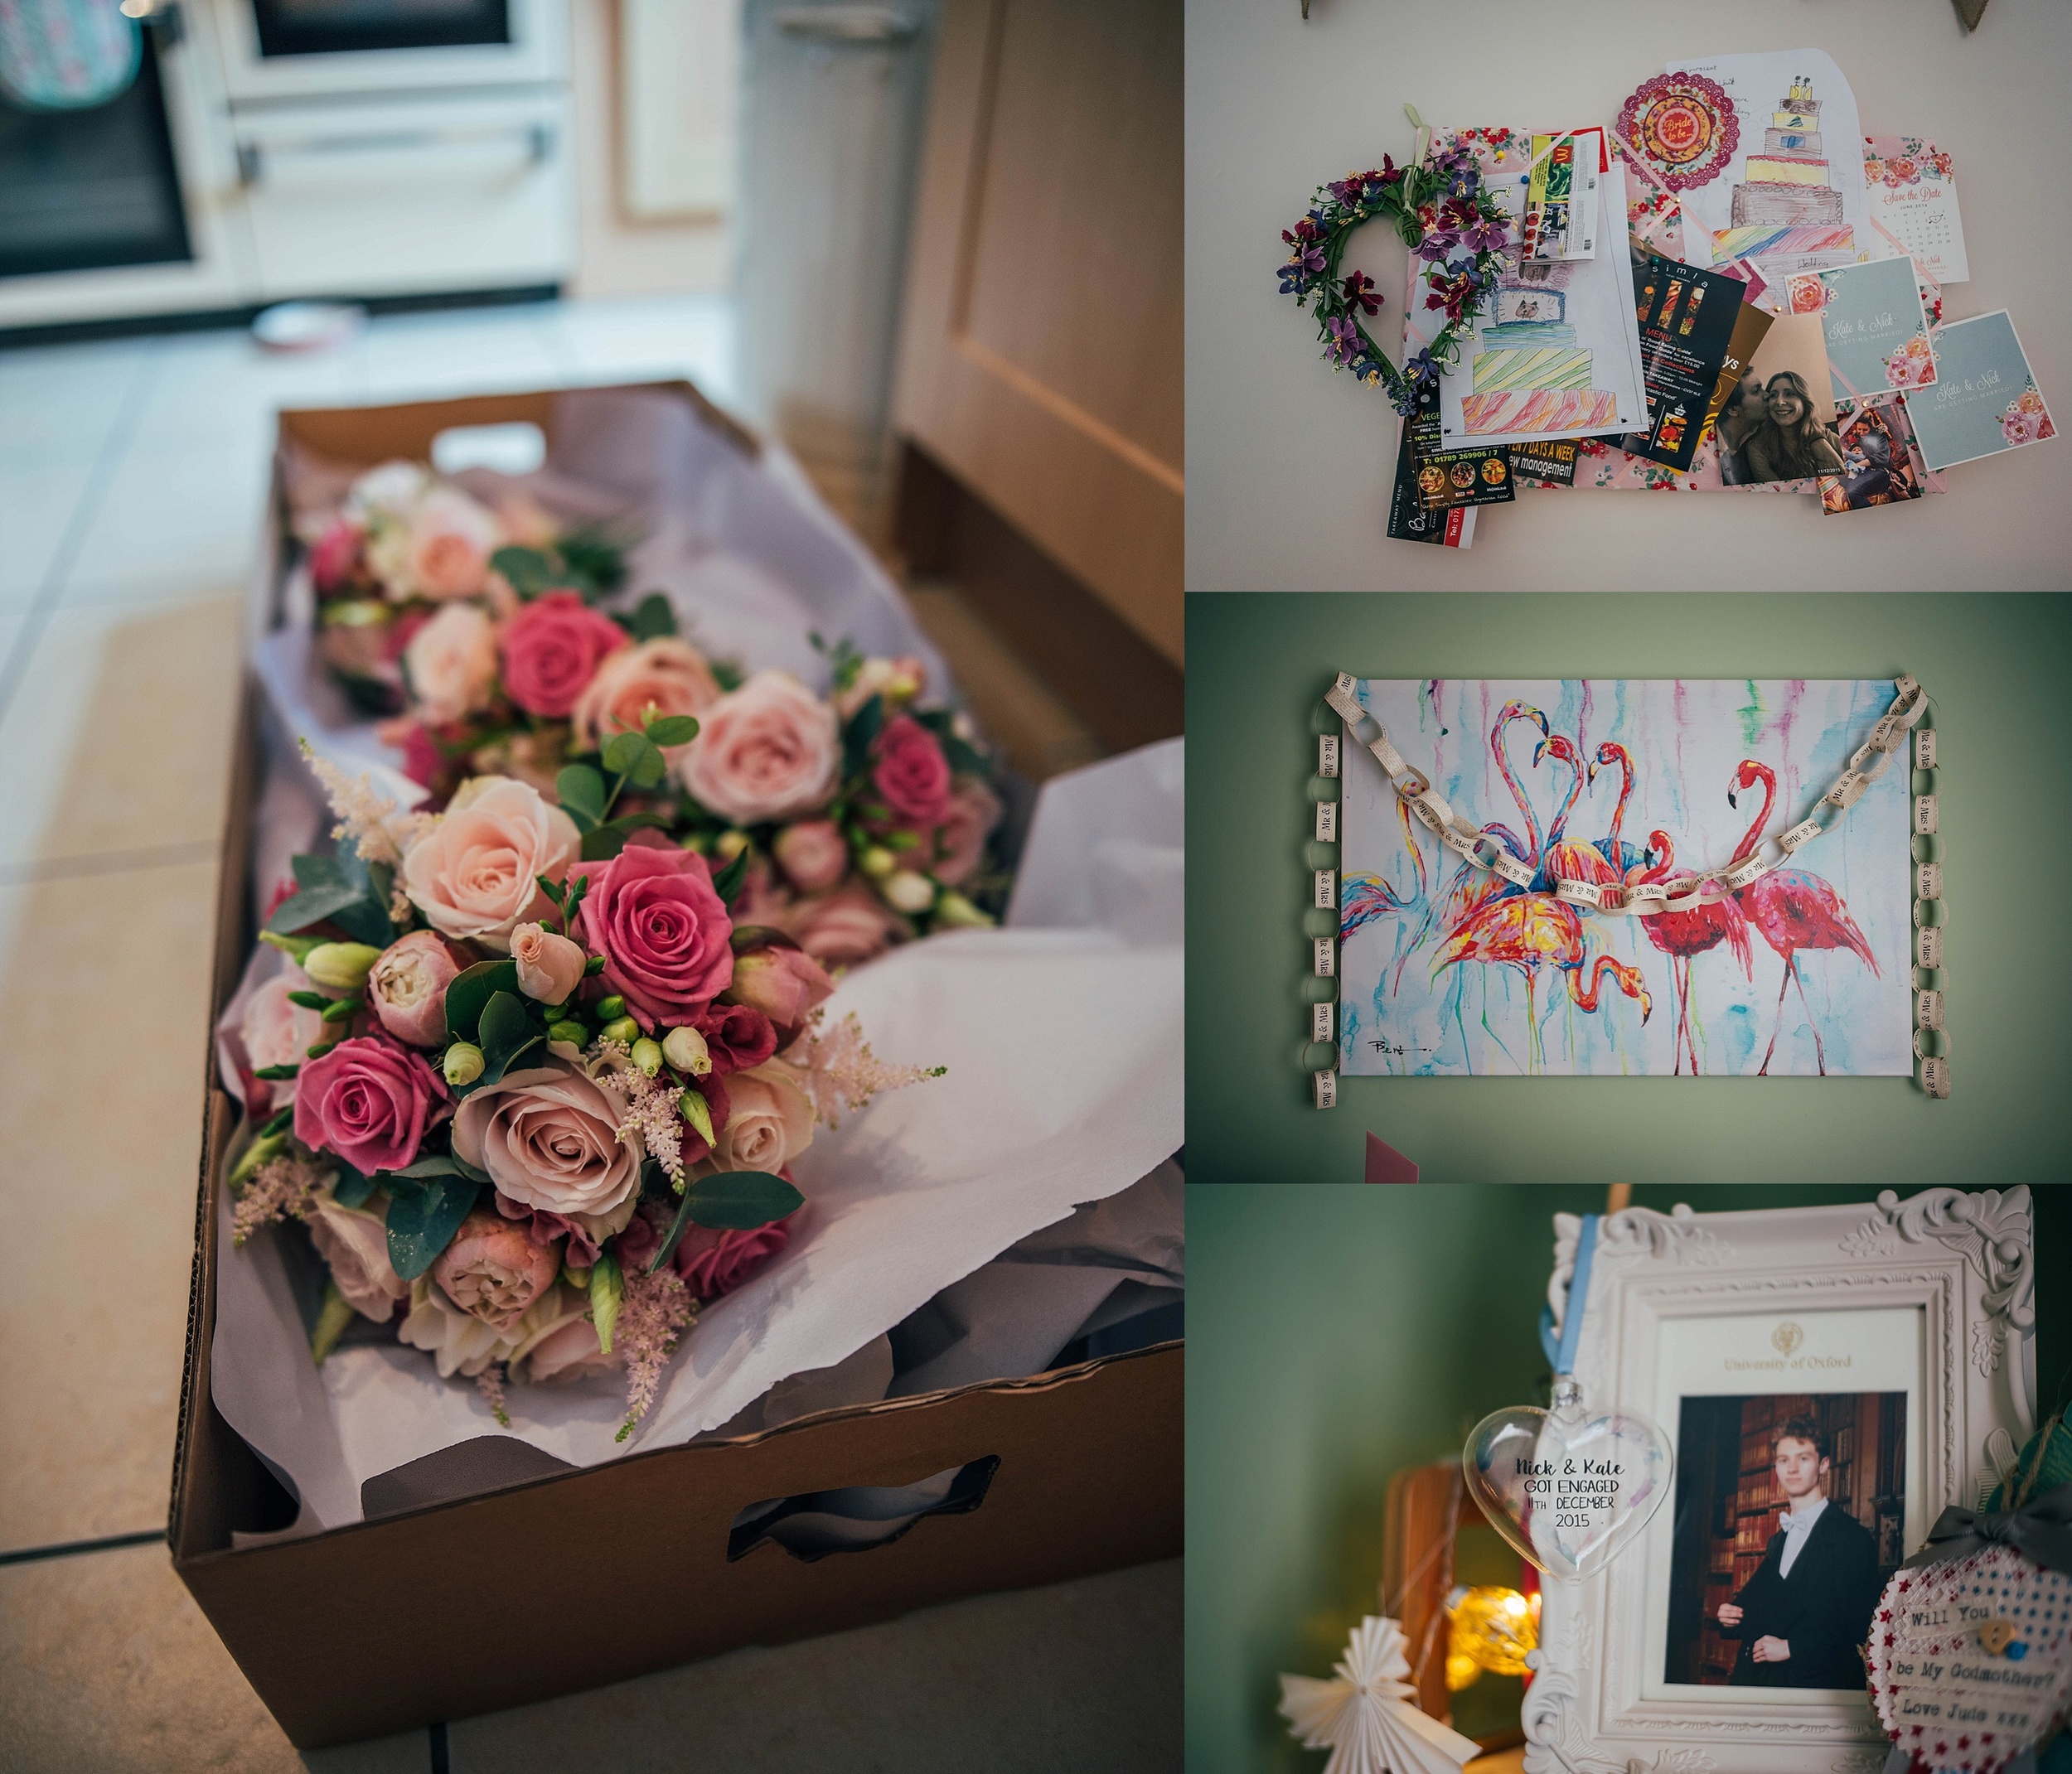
<box><xmin>661</xmin><ymin>1024</ymin><xmax>712</xmax><ymax>1076</ymax></box>
<box><xmin>882</xmin><ymin>869</ymin><xmax>937</xmax><ymax>915</ymax></box>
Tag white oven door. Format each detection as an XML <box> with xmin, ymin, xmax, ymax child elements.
<box><xmin>211</xmin><ymin>0</ymin><xmax>564</xmax><ymax>103</ymax></box>
<box><xmin>233</xmin><ymin>89</ymin><xmax>573</xmax><ymax>299</ymax></box>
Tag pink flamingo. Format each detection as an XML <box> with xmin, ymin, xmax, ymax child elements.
<box><xmin>1406</xmin><ymin>700</ymin><xmax>1550</xmax><ymax>971</ymax></box>
<box><xmin>1433</xmin><ymin>892</ymin><xmax>1651</xmax><ymax>1071</ymax></box>
<box><xmin>1540</xmin><ymin>733</ymin><xmax>1622</xmax><ymax>892</ymax></box>
<box><xmin>1587</xmin><ymin>742</ymin><xmax>1650</xmax><ymax>877</ymax></box>
<box><xmin>1727</xmin><ymin>760</ymin><xmax>1879</xmax><ymax>1076</ymax></box>
<box><xmin>1629</xmin><ymin>829</ymin><xmax>1753</xmax><ymax>1076</ymax></box>
<box><xmin>1342</xmin><ymin>796</ymin><xmax>1427</xmax><ymax>940</ymax></box>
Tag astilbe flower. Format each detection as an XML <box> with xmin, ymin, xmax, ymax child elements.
<box><xmin>298</xmin><ymin>740</ymin><xmax>434</xmax><ymax>868</ymax></box>
<box><xmin>477</xmin><ymin>1361</ymin><xmax>511</xmax><ymax>1428</ymax></box>
<box><xmin>231</xmin><ymin>1148</ymin><xmax>327</xmax><ymax>1245</ymax></box>
<box><xmin>615</xmin><ymin>1266</ymin><xmax>695</xmax><ymax>1441</ymax></box>
<box><xmin>608</xmin><ymin>1051</ymin><xmax>689</xmax><ymax>1183</ymax></box>
<box><xmin>782</xmin><ymin>1009</ymin><xmax>943</xmax><ymax>1129</ymax></box>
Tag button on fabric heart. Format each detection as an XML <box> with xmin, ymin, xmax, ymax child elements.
<box><xmin>1464</xmin><ymin>1385</ymin><xmax>1673</xmax><ymax>1580</ymax></box>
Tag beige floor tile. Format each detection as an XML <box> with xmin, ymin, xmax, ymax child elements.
<box><xmin>449</xmin><ymin>1558</ymin><xmax>1182</xmax><ymax>1772</ymax></box>
<box><xmin>0</xmin><ymin>337</ymin><xmax>148</xmax><ymax>472</ymax></box>
<box><xmin>0</xmin><ymin>859</ymin><xmax>220</xmax><ymax>1550</ymax></box>
<box><xmin>903</xmin><ymin>580</ymin><xmax>1109</xmax><ymax>783</ymax></box>
<box><xmin>0</xmin><ymin>1540</ymin><xmax>427</xmax><ymax>1773</ymax></box>
<box><xmin>0</xmin><ymin>595</ymin><xmax>243</xmax><ymax>869</ymax></box>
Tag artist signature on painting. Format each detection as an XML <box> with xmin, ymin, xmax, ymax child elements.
<box><xmin>1368</xmin><ymin>1038</ymin><xmax>1436</xmax><ymax>1056</ymax></box>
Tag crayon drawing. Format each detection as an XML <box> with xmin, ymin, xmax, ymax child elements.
<box><xmin>1338</xmin><ymin>679</ymin><xmax>1910</xmax><ymax>1077</ymax></box>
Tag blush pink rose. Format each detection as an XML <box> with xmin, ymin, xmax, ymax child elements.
<box><xmin>930</xmin><ymin>776</ymin><xmax>1002</xmax><ymax>886</ymax></box>
<box><xmin>453</xmin><ymin>1061</ymin><xmax>644</xmax><ymax>1235</ymax></box>
<box><xmin>510</xmin><ymin>921</ymin><xmax>588</xmax><ymax>1003</ymax></box>
<box><xmin>787</xmin><ymin>879</ymin><xmax>903</xmax><ymax>965</ymax></box>
<box><xmin>240</xmin><ymin>966</ymin><xmax>325</xmax><ymax>1101</ymax></box>
<box><xmin>402</xmin><ymin>601</ymin><xmax>498</xmax><ymax>723</ymax></box>
<box><xmin>724</xmin><ymin>945</ymin><xmax>835</xmax><ymax>1037</ymax></box>
<box><xmin>573</xmin><ymin>844</ymin><xmax>734</xmax><ymax>1031</ymax></box>
<box><xmin>512</xmin><ymin>1294</ymin><xmax>621</xmax><ymax>1384</ymax></box>
<box><xmin>704</xmin><ymin>1064</ymin><xmax>816</xmax><ymax>1172</ymax></box>
<box><xmin>366</xmin><ymin>930</ymin><xmax>461</xmax><ymax>1048</ymax></box>
<box><xmin>498</xmin><ymin>591</ymin><xmax>630</xmax><ymax>718</ymax></box>
<box><xmin>670</xmin><ymin>1214</ymin><xmax>796</xmax><ymax>1302</ymax></box>
<box><xmin>772</xmin><ymin>819</ymin><xmax>849</xmax><ymax>893</ymax></box>
<box><xmin>569</xmin><ymin>637</ymin><xmax>721</xmax><ymax>763</ymax></box>
<box><xmin>294</xmin><ymin>1033</ymin><xmax>448</xmax><ymax>1176</ymax></box>
<box><xmin>406</xmin><ymin>487</ymin><xmax>501</xmax><ymax>600</ymax></box>
<box><xmin>681</xmin><ymin>671</ymin><xmax>839</xmax><ymax>824</ymax></box>
<box><xmin>399</xmin><ymin>776</ymin><xmax>580</xmax><ymax>951</ymax></box>
<box><xmin>432</xmin><ymin>1207</ymin><xmax>563</xmax><ymax>1330</ymax></box>
<box><xmin>872</xmin><ymin>715</ymin><xmax>953</xmax><ymax>826</ymax></box>
<box><xmin>307</xmin><ymin>1192</ymin><xmax>410</xmax><ymax>1320</ymax></box>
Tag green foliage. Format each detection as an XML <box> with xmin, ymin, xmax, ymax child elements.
<box><xmin>603</xmin><ymin>729</ymin><xmax>666</xmax><ymax>789</ymax></box>
<box><xmin>555</xmin><ymin>525</ymin><xmax>627</xmax><ymax>599</ymax></box>
<box><xmin>841</xmin><ymin>693</ymin><xmax>884</xmax><ymax>779</ymax></box>
<box><xmin>254</xmin><ymin>1062</ymin><xmax>300</xmax><ymax>1081</ymax></box>
<box><xmin>384</xmin><ymin>1175</ymin><xmax>482</xmax><ymax>1281</ymax></box>
<box><xmin>650</xmin><ymin>1171</ymin><xmax>803</xmax><ymax>1271</ymax></box>
<box><xmin>710</xmin><ymin>659</ymin><xmax>744</xmax><ymax>694</ymax></box>
<box><xmin>644</xmin><ymin>713</ymin><xmax>699</xmax><ymax>747</ymax></box>
<box><xmin>331</xmin><ymin>1161</ymin><xmax>377</xmax><ymax>1210</ymax></box>
<box><xmin>266</xmin><ymin>850</ymin><xmax>395</xmax><ymax>948</ymax></box>
<box><xmin>259</xmin><ymin>1105</ymin><xmax>295</xmax><ymax>1138</ymax></box>
<box><xmin>555</xmin><ymin>764</ymin><xmax>608</xmax><ymax>831</ymax></box>
<box><xmin>287</xmin><ymin>989</ymin><xmax>329</xmax><ymax>1011</ymax></box>
<box><xmin>628</xmin><ymin>592</ymin><xmax>676</xmax><ymax>640</ymax></box>
<box><xmin>319</xmin><ymin>995</ymin><xmax>362</xmax><ymax>1024</ymax></box>
<box><xmin>489</xmin><ymin>544</ymin><xmax>554</xmax><ymax>600</ymax></box>
<box><xmin>709</xmin><ymin>845</ymin><xmax>750</xmax><ymax>903</ymax></box>
<box><xmin>445</xmin><ymin>960</ymin><xmax>519</xmax><ymax>1045</ymax></box>
<box><xmin>474</xmin><ymin>990</ymin><xmax>544</xmax><ymax>1088</ymax></box>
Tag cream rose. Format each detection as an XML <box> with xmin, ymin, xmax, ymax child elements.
<box><xmin>366</xmin><ymin>930</ymin><xmax>460</xmax><ymax>1047</ymax></box>
<box><xmin>451</xmin><ymin>1060</ymin><xmax>644</xmax><ymax>1239</ymax></box>
<box><xmin>509</xmin><ymin>1286</ymin><xmax>622</xmax><ymax>1385</ymax></box>
<box><xmin>307</xmin><ymin>1190</ymin><xmax>410</xmax><ymax>1321</ymax></box>
<box><xmin>704</xmin><ymin>1061</ymin><xmax>816</xmax><ymax>1173</ymax></box>
<box><xmin>399</xmin><ymin>1274</ymin><xmax>534</xmax><ymax>1378</ymax></box>
<box><xmin>570</xmin><ymin>637</ymin><xmax>722</xmax><ymax>767</ymax></box>
<box><xmin>402</xmin><ymin>602</ymin><xmax>498</xmax><ymax>723</ymax></box>
<box><xmin>681</xmin><ymin>672</ymin><xmax>840</xmax><ymax>825</ymax></box>
<box><xmin>432</xmin><ymin>1208</ymin><xmax>562</xmax><ymax>1331</ymax></box>
<box><xmin>399</xmin><ymin>776</ymin><xmax>579</xmax><ymax>951</ymax></box>
<box><xmin>345</xmin><ymin>459</ymin><xmax>431</xmax><ymax>522</ymax></box>
<box><xmin>240</xmin><ymin>965</ymin><xmax>324</xmax><ymax>1078</ymax></box>
<box><xmin>406</xmin><ymin>486</ymin><xmax>501</xmax><ymax>600</ymax></box>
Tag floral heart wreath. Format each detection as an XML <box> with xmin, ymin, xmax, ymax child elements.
<box><xmin>1276</xmin><ymin>123</ymin><xmax>1517</xmax><ymax>418</ymax></box>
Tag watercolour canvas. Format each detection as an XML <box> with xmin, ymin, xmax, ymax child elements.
<box><xmin>1336</xmin><ymin>679</ymin><xmax>1911</xmax><ymax>1078</ymax></box>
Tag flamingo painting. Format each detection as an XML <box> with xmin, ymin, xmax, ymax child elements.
<box><xmin>1727</xmin><ymin>759</ymin><xmax>1879</xmax><ymax>1075</ymax></box>
<box><xmin>1334</xmin><ymin>679</ymin><xmax>1909</xmax><ymax>1078</ymax></box>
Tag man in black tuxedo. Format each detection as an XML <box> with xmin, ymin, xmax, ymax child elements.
<box><xmin>1716</xmin><ymin>1416</ymin><xmax>1880</xmax><ymax>1689</ymax></box>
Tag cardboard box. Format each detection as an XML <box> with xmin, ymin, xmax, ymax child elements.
<box><xmin>169</xmin><ymin>389</ymin><xmax>1183</xmax><ymax>1749</ymax></box>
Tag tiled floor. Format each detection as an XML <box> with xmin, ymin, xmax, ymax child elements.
<box><xmin>0</xmin><ymin>297</ymin><xmax>1144</xmax><ymax>1769</ymax></box>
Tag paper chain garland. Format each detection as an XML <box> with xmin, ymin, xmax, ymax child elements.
<box><xmin>1305</xmin><ymin>674</ymin><xmax>1949</xmax><ymax>1105</ymax></box>
<box><xmin>1276</xmin><ymin>119</ymin><xmax>1517</xmax><ymax>418</ymax></box>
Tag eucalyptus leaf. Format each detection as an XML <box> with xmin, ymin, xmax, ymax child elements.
<box><xmin>445</xmin><ymin>960</ymin><xmax>519</xmax><ymax>1044</ymax></box>
<box><xmin>384</xmin><ymin>1177</ymin><xmax>482</xmax><ymax>1281</ymax></box>
<box><xmin>644</xmin><ymin>713</ymin><xmax>699</xmax><ymax>747</ymax></box>
<box><xmin>381</xmin><ymin>1152</ymin><xmax>489</xmax><ymax>1185</ymax></box>
<box><xmin>630</xmin><ymin>592</ymin><xmax>677</xmax><ymax>640</ymax></box>
<box><xmin>650</xmin><ymin>1170</ymin><xmax>802</xmax><ymax>1272</ymax></box>
<box><xmin>842</xmin><ymin>693</ymin><xmax>884</xmax><ymax>779</ymax></box>
<box><xmin>331</xmin><ymin>1161</ymin><xmax>377</xmax><ymax>1210</ymax></box>
<box><xmin>603</xmin><ymin>730</ymin><xmax>666</xmax><ymax>788</ymax></box>
<box><xmin>579</xmin><ymin>824</ymin><xmax>628</xmax><ymax>862</ymax></box>
<box><xmin>476</xmin><ymin>990</ymin><xmax>544</xmax><ymax>1087</ymax></box>
<box><xmin>942</xmin><ymin>735</ymin><xmax>989</xmax><ymax>776</ymax></box>
<box><xmin>265</xmin><ymin>853</ymin><xmax>362</xmax><ymax>935</ymax></box>
<box><xmin>490</xmin><ymin>544</ymin><xmax>553</xmax><ymax>599</ymax></box>
<box><xmin>709</xmin><ymin>847</ymin><xmax>750</xmax><ymax>904</ymax></box>
<box><xmin>556</xmin><ymin>764</ymin><xmax>607</xmax><ymax>829</ymax></box>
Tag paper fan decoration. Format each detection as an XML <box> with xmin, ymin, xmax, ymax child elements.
<box><xmin>1278</xmin><ymin>1617</ymin><xmax>1484</xmax><ymax>1774</ymax></box>
<box><xmin>1618</xmin><ymin>71</ymin><xmax>1740</xmax><ymax>191</ymax></box>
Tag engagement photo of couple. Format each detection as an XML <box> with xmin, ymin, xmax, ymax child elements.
<box><xmin>1715</xmin><ymin>370</ymin><xmax>1847</xmax><ymax>485</ymax></box>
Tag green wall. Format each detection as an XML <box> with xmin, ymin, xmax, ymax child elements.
<box><xmin>1184</xmin><ymin>593</ymin><xmax>2072</xmax><ymax>1184</ymax></box>
<box><xmin>1184</xmin><ymin>1182</ymin><xmax>2072</xmax><ymax>1774</ymax></box>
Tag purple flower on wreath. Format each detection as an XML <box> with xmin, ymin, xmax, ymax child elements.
<box><xmin>1324</xmin><ymin>315</ymin><xmax>1364</xmax><ymax>367</ymax></box>
<box><xmin>1416</xmin><ymin>227</ymin><xmax>1462</xmax><ymax>265</ymax></box>
<box><xmin>1463</xmin><ymin>211</ymin><xmax>1511</xmax><ymax>255</ymax></box>
<box><xmin>1341</xmin><ymin>269</ymin><xmax>1382</xmax><ymax>317</ymax></box>
<box><xmin>1440</xmin><ymin>195</ymin><xmax>1479</xmax><ymax>232</ymax></box>
<box><xmin>1426</xmin><ymin>140</ymin><xmax>1471</xmax><ymax>180</ymax></box>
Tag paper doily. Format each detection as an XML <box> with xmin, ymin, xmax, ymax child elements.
<box><xmin>1617</xmin><ymin>72</ymin><xmax>1740</xmax><ymax>191</ymax></box>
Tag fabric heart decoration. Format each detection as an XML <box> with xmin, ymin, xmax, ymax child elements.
<box><xmin>1463</xmin><ymin>1395</ymin><xmax>1673</xmax><ymax>1580</ymax></box>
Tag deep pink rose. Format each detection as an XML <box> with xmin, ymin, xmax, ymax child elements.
<box><xmin>694</xmin><ymin>1003</ymin><xmax>777</xmax><ymax>1076</ymax></box>
<box><xmin>670</xmin><ymin>1213</ymin><xmax>796</xmax><ymax>1302</ymax></box>
<box><xmin>574</xmin><ymin>844</ymin><xmax>735</xmax><ymax>1031</ymax></box>
<box><xmin>931</xmin><ymin>777</ymin><xmax>1001</xmax><ymax>886</ymax></box>
<box><xmin>498</xmin><ymin>591</ymin><xmax>629</xmax><ymax>718</ymax></box>
<box><xmin>294</xmin><ymin>1034</ymin><xmax>448</xmax><ymax>1176</ymax></box>
<box><xmin>872</xmin><ymin>715</ymin><xmax>953</xmax><ymax>826</ymax></box>
<box><xmin>310</xmin><ymin>519</ymin><xmax>363</xmax><ymax>593</ymax></box>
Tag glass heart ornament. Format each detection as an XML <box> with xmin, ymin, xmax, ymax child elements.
<box><xmin>1462</xmin><ymin>1379</ymin><xmax>1673</xmax><ymax>1580</ymax></box>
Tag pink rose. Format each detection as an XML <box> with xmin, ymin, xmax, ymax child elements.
<box><xmin>451</xmin><ymin>1060</ymin><xmax>643</xmax><ymax>1230</ymax></box>
<box><xmin>569</xmin><ymin>637</ymin><xmax>721</xmax><ymax>764</ymax></box>
<box><xmin>512</xmin><ymin>1296</ymin><xmax>621</xmax><ymax>1384</ymax></box>
<box><xmin>573</xmin><ymin>844</ymin><xmax>734</xmax><ymax>1031</ymax></box>
<box><xmin>398</xmin><ymin>1275</ymin><xmax>520</xmax><ymax>1378</ymax></box>
<box><xmin>511</xmin><ymin>921</ymin><xmax>588</xmax><ymax>1003</ymax></box>
<box><xmin>693</xmin><ymin>1004</ymin><xmax>776</xmax><ymax>1076</ymax></box>
<box><xmin>930</xmin><ymin>777</ymin><xmax>1002</xmax><ymax>887</ymax></box>
<box><xmin>724</xmin><ymin>945</ymin><xmax>835</xmax><ymax>1037</ymax></box>
<box><xmin>704</xmin><ymin>1063</ymin><xmax>816</xmax><ymax>1172</ymax></box>
<box><xmin>772</xmin><ymin>819</ymin><xmax>849</xmax><ymax>893</ymax></box>
<box><xmin>498</xmin><ymin>591</ymin><xmax>630</xmax><ymax>718</ymax></box>
<box><xmin>402</xmin><ymin>602</ymin><xmax>498</xmax><ymax>723</ymax></box>
<box><xmin>432</xmin><ymin>1207</ymin><xmax>563</xmax><ymax>1331</ymax></box>
<box><xmin>307</xmin><ymin>1192</ymin><xmax>410</xmax><ymax>1320</ymax></box>
<box><xmin>872</xmin><ymin>715</ymin><xmax>953</xmax><ymax>826</ymax></box>
<box><xmin>366</xmin><ymin>930</ymin><xmax>461</xmax><ymax>1047</ymax></box>
<box><xmin>670</xmin><ymin>1213</ymin><xmax>796</xmax><ymax>1302</ymax></box>
<box><xmin>400</xmin><ymin>776</ymin><xmax>579</xmax><ymax>951</ymax></box>
<box><xmin>240</xmin><ymin>966</ymin><xmax>325</xmax><ymax>1101</ymax></box>
<box><xmin>787</xmin><ymin>879</ymin><xmax>903</xmax><ymax>965</ymax></box>
<box><xmin>407</xmin><ymin>487</ymin><xmax>501</xmax><ymax>600</ymax></box>
<box><xmin>294</xmin><ymin>1034</ymin><xmax>448</xmax><ymax>1177</ymax></box>
<box><xmin>682</xmin><ymin>672</ymin><xmax>839</xmax><ymax>824</ymax></box>
<box><xmin>310</xmin><ymin>519</ymin><xmax>364</xmax><ymax>593</ymax></box>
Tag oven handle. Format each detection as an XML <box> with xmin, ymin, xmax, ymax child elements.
<box><xmin>772</xmin><ymin>7</ymin><xmax>920</xmax><ymax>45</ymax></box>
<box><xmin>235</xmin><ymin>123</ymin><xmax>554</xmax><ymax>186</ymax></box>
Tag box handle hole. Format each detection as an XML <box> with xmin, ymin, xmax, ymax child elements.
<box><xmin>726</xmin><ymin>1455</ymin><xmax>1000</xmax><ymax>1564</ymax></box>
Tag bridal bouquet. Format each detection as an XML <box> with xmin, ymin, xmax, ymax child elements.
<box><xmin>303</xmin><ymin>459</ymin><xmax>1006</xmax><ymax>965</ymax></box>
<box><xmin>224</xmin><ymin>751</ymin><xmax>937</xmax><ymax>1438</ymax></box>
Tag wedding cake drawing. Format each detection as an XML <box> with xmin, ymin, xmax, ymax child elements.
<box><xmin>1730</xmin><ymin>75</ymin><xmax>1845</xmax><ymax>226</ymax></box>
<box><xmin>1463</xmin><ymin>267</ymin><xmax>1619</xmax><ymax>433</ymax></box>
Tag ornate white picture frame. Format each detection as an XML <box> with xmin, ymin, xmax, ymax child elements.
<box><xmin>1524</xmin><ymin>1188</ymin><xmax>2037</xmax><ymax>1774</ymax></box>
